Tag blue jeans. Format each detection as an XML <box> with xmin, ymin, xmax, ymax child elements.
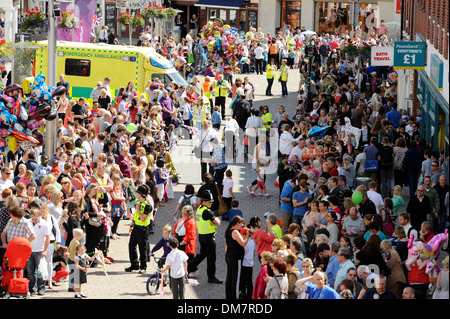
<box><xmin>26</xmin><ymin>251</ymin><xmax>46</xmax><ymax>293</ymax></box>
<box><xmin>292</xmin><ymin>215</ymin><xmax>303</xmax><ymax>227</ymax></box>
<box><xmin>280</xmin><ymin>80</ymin><xmax>288</xmax><ymax>96</ymax></box>
<box><xmin>380</xmin><ymin>168</ymin><xmax>392</xmax><ymax>197</ymax></box>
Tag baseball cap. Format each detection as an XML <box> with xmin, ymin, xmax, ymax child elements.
<box><xmin>264</xmin><ymin>212</ymin><xmax>271</xmax><ymax>218</ymax></box>
<box><xmin>240</xmin><ymin>227</ymin><xmax>250</xmax><ymax>234</ymax></box>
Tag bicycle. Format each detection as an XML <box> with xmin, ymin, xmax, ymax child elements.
<box><xmin>146</xmin><ymin>255</ymin><xmax>170</xmax><ymax>295</ymax></box>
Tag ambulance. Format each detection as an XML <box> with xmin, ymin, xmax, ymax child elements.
<box><xmin>33</xmin><ymin>41</ymin><xmax>188</xmax><ymax>101</ymax></box>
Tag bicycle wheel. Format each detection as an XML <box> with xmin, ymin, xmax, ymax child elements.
<box><xmin>146</xmin><ymin>274</ymin><xmax>160</xmax><ymax>295</ymax></box>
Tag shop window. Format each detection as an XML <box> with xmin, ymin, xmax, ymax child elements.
<box><xmin>229</xmin><ymin>10</ymin><xmax>237</xmax><ymax>28</ymax></box>
<box><xmin>281</xmin><ymin>1</ymin><xmax>301</xmax><ymax>31</ymax></box>
<box><xmin>239</xmin><ymin>11</ymin><xmax>246</xmax><ymax>32</ymax></box>
<box><xmin>65</xmin><ymin>59</ymin><xmax>91</xmax><ymax>77</ymax></box>
<box><xmin>210</xmin><ymin>8</ymin><xmax>217</xmax><ymax>20</ymax></box>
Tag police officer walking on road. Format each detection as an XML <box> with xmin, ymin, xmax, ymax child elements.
<box><xmin>125</xmin><ymin>184</ymin><xmax>153</xmax><ymax>274</ymax></box>
<box><xmin>188</xmin><ymin>190</ymin><xmax>223</xmax><ymax>284</ymax></box>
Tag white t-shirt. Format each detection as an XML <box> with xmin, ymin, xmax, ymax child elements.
<box><xmin>92</xmin><ymin>140</ymin><xmax>104</xmax><ymax>162</ymax></box>
<box><xmin>30</xmin><ymin>218</ymin><xmax>51</xmax><ymax>252</ymax></box>
<box><xmin>254</xmin><ymin>46</ymin><xmax>264</xmax><ymax>59</ymax></box>
<box><xmin>367</xmin><ymin>190</ymin><xmax>384</xmax><ymax>215</ymax></box>
<box><xmin>166</xmin><ymin>248</ymin><xmax>189</xmax><ymax>279</ymax></box>
<box><xmin>222</xmin><ymin>178</ymin><xmax>234</xmax><ymax>198</ymax></box>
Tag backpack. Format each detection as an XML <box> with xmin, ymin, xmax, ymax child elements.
<box><xmin>178</xmin><ymin>194</ymin><xmax>193</xmax><ymax>218</ymax></box>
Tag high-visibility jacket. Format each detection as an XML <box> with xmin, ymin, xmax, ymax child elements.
<box><xmin>195</xmin><ymin>205</ymin><xmax>217</xmax><ymax>235</ymax></box>
<box><xmin>287</xmin><ymin>38</ymin><xmax>295</xmax><ymax>50</ymax></box>
<box><xmin>279</xmin><ymin>65</ymin><xmax>289</xmax><ymax>81</ymax></box>
<box><xmin>271</xmin><ymin>224</ymin><xmax>282</xmax><ymax>239</ymax></box>
<box><xmin>93</xmin><ymin>173</ymin><xmax>108</xmax><ymax>199</ymax></box>
<box><xmin>193</xmin><ymin>104</ymin><xmax>207</xmax><ymax>126</ymax></box>
<box><xmin>266</xmin><ymin>64</ymin><xmax>277</xmax><ymax>79</ymax></box>
<box><xmin>203</xmin><ymin>82</ymin><xmax>213</xmax><ymax>99</ymax></box>
<box><xmin>214</xmin><ymin>80</ymin><xmax>230</xmax><ymax>98</ymax></box>
<box><xmin>261</xmin><ymin>112</ymin><xmax>273</xmax><ymax>131</ymax></box>
<box><xmin>134</xmin><ymin>199</ymin><xmax>153</xmax><ymax>227</ymax></box>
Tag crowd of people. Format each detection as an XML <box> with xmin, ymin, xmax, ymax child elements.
<box><xmin>0</xmin><ymin>17</ymin><xmax>449</xmax><ymax>301</ymax></box>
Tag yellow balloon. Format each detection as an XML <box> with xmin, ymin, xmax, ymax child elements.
<box><xmin>234</xmin><ymin>67</ymin><xmax>240</xmax><ymax>73</ymax></box>
<box><xmin>206</xmin><ymin>21</ymin><xmax>213</xmax><ymax>29</ymax></box>
<box><xmin>223</xmin><ymin>24</ymin><xmax>230</xmax><ymax>30</ymax></box>
<box><xmin>5</xmin><ymin>135</ymin><xmax>18</xmax><ymax>153</ymax></box>
<box><xmin>214</xmin><ymin>31</ymin><xmax>220</xmax><ymax>38</ymax></box>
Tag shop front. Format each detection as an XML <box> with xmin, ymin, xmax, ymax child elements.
<box><xmin>281</xmin><ymin>1</ymin><xmax>301</xmax><ymax>31</ymax></box>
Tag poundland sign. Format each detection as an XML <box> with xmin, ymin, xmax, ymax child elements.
<box><xmin>394</xmin><ymin>41</ymin><xmax>426</xmax><ymax>69</ymax></box>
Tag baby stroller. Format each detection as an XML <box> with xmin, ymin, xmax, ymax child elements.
<box><xmin>1</xmin><ymin>237</ymin><xmax>32</xmax><ymax>299</ymax></box>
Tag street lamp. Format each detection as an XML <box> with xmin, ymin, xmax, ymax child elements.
<box><xmin>305</xmin><ymin>39</ymin><xmax>316</xmax><ymax>112</ymax></box>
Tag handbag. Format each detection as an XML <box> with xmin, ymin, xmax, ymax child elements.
<box><xmin>243</xmin><ymin>135</ymin><xmax>249</xmax><ymax>146</ymax></box>
<box><xmin>88</xmin><ymin>216</ymin><xmax>102</xmax><ymax>227</ymax></box>
<box><xmin>215</xmin><ymin>184</ymin><xmax>228</xmax><ymax>216</ymax></box>
<box><xmin>364</xmin><ymin>160</ymin><xmax>378</xmax><ymax>172</ymax></box>
<box><xmin>192</xmin><ymin>130</ymin><xmax>208</xmax><ymax>159</ymax></box>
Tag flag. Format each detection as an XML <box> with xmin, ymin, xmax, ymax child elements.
<box><xmin>95</xmin><ymin>248</ymin><xmax>110</xmax><ymax>279</ymax></box>
<box><xmin>160</xmin><ymin>272</ymin><xmax>165</xmax><ymax>298</ymax></box>
<box><xmin>182</xmin><ymin>125</ymin><xmax>199</xmax><ymax>136</ymax></box>
<box><xmin>93</xmin><ymin>15</ymin><xmax>102</xmax><ymax>26</ymax></box>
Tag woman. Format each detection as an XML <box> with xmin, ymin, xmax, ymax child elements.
<box><xmin>63</xmin><ymin>201</ymin><xmax>82</xmax><ymax>247</ymax></box>
<box><xmin>354</xmin><ymin>234</ymin><xmax>391</xmax><ymax>276</ymax></box>
<box><xmin>265</xmin><ymin>259</ymin><xmax>289</xmax><ymax>299</ymax></box>
<box><xmin>248</xmin><ymin>135</ymin><xmax>270</xmax><ymax>193</ymax></box>
<box><xmin>295</xmin><ymin>258</ymin><xmax>314</xmax><ymax>299</ymax></box>
<box><xmin>380</xmin><ymin>198</ymin><xmax>395</xmax><ymax>238</ymax></box>
<box><xmin>243</xmin><ymin>77</ymin><xmax>255</xmax><ymax>108</ymax></box>
<box><xmin>47</xmin><ymin>190</ymin><xmax>64</xmax><ymax>222</ymax></box>
<box><xmin>393</xmin><ymin>137</ymin><xmax>407</xmax><ymax>187</ymax></box>
<box><xmin>61</xmin><ymin>177</ymin><xmax>76</xmax><ymax>209</ymax></box>
<box><xmin>271</xmin><ymin>238</ymin><xmax>288</xmax><ymax>258</ymax></box>
<box><xmin>265</xmin><ymin>58</ymin><xmax>277</xmax><ymax>96</ymax></box>
<box><xmin>325</xmin><ymin>211</ymin><xmax>339</xmax><ymax>245</ymax></box>
<box><xmin>225</xmin><ymin>215</ymin><xmax>250</xmax><ymax>299</ymax></box>
<box><xmin>125</xmin><ymin>81</ymin><xmax>138</xmax><ymax>99</ymax></box>
<box><xmin>173</xmin><ymin>205</ymin><xmax>197</xmax><ymax>264</ymax></box>
<box><xmin>285</xmin><ymin>253</ymin><xmax>300</xmax><ymax>299</ymax></box>
<box><xmin>72</xmin><ymin>153</ymin><xmax>90</xmax><ymax>176</ymax></box>
<box><xmin>317</xmin><ymin>108</ymin><xmax>328</xmax><ymax>127</ymax></box>
<box><xmin>252</xmin><ymin>251</ymin><xmax>272</xmax><ymax>299</ymax></box>
<box><xmin>380</xmin><ymin>239</ymin><xmax>406</xmax><ymax>297</ymax></box>
<box><xmin>40</xmin><ymin>202</ymin><xmax>61</xmax><ymax>289</ymax></box>
<box><xmin>0</xmin><ymin>195</ymin><xmax>18</xmax><ymax>234</ymax></box>
<box><xmin>432</xmin><ymin>256</ymin><xmax>449</xmax><ymax>299</ymax></box>
<box><xmin>98</xmin><ymin>88</ymin><xmax>111</xmax><ymax>110</ymax></box>
<box><xmin>57</xmin><ymin>90</ymin><xmax>69</xmax><ymax>123</ymax></box>
<box><xmin>157</xmin><ymin>142</ymin><xmax>175</xmax><ymax>200</ymax></box>
<box><xmin>82</xmin><ymin>183</ymin><xmax>106</xmax><ymax>267</ymax></box>
<box><xmin>403</xmin><ymin>140</ymin><xmax>423</xmax><ymax>197</ymax></box>
<box><xmin>301</xmin><ymin>200</ymin><xmax>321</xmax><ymax>254</ymax></box>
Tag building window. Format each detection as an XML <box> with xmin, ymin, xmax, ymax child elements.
<box><xmin>281</xmin><ymin>1</ymin><xmax>301</xmax><ymax>31</ymax></box>
<box><xmin>229</xmin><ymin>10</ymin><xmax>237</xmax><ymax>28</ymax></box>
<box><xmin>316</xmin><ymin>2</ymin><xmax>379</xmax><ymax>35</ymax></box>
<box><xmin>210</xmin><ymin>8</ymin><xmax>217</xmax><ymax>20</ymax></box>
<box><xmin>65</xmin><ymin>59</ymin><xmax>90</xmax><ymax>77</ymax></box>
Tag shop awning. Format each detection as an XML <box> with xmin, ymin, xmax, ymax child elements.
<box><xmin>195</xmin><ymin>0</ymin><xmax>246</xmax><ymax>9</ymax></box>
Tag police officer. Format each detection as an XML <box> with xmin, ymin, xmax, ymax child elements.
<box><xmin>125</xmin><ymin>184</ymin><xmax>153</xmax><ymax>274</ymax></box>
<box><xmin>187</xmin><ymin>190</ymin><xmax>223</xmax><ymax>284</ymax></box>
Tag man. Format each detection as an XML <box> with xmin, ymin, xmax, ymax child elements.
<box><xmin>406</xmin><ymin>185</ymin><xmax>432</xmax><ymax>231</ymax></box>
<box><xmin>25</xmin><ymin>151</ymin><xmax>39</xmax><ymax>173</ymax></box>
<box><xmin>0</xmin><ymin>166</ymin><xmax>14</xmax><ymax>193</ymax></box>
<box><xmin>337</xmin><ymin>175</ymin><xmax>350</xmax><ymax>200</ymax></box>
<box><xmin>341</xmin><ymin>207</ymin><xmax>365</xmax><ymax>245</ymax></box>
<box><xmin>333</xmin><ymin>248</ymin><xmax>356</xmax><ymax>290</ymax></box>
<box><xmin>280</xmin><ymin>177</ymin><xmax>296</xmax><ymax>234</ymax></box>
<box><xmin>254</xmin><ymin>42</ymin><xmax>264</xmax><ymax>75</ymax></box>
<box><xmin>419</xmin><ymin>221</ymin><xmax>435</xmax><ymax>243</ymax></box>
<box><xmin>26</xmin><ymin>208</ymin><xmax>50</xmax><ymax>295</ymax></box>
<box><xmin>327</xmin><ymin>157</ymin><xmax>339</xmax><ymax>177</ymax></box>
<box><xmin>125</xmin><ymin>185</ymin><xmax>153</xmax><ymax>274</ymax></box>
<box><xmin>272</xmin><ymin>105</ymin><xmax>288</xmax><ymax>129</ymax></box>
<box><xmin>266</xmin><ymin>213</ymin><xmax>282</xmax><ymax>239</ymax></box>
<box><xmin>325</xmin><ymin>241</ymin><xmax>340</xmax><ymax>288</ymax></box>
<box><xmin>71</xmin><ymin>97</ymin><xmax>87</xmax><ymax>126</ymax></box>
<box><xmin>188</xmin><ymin>190</ymin><xmax>222</xmax><ymax>284</ymax></box>
<box><xmin>356</xmin><ymin>265</ymin><xmax>378</xmax><ymax>298</ymax></box>
<box><xmin>56</xmin><ymin>74</ymin><xmax>70</xmax><ymax>96</ymax></box>
<box><xmin>319</xmin><ymin>39</ymin><xmax>331</xmax><ymax>67</ymax></box>
<box><xmin>107</xmin><ymin>29</ymin><xmax>119</xmax><ymax>45</ymax></box>
<box><xmin>423</xmin><ymin>176</ymin><xmax>440</xmax><ymax>222</ymax></box>
<box><xmin>336</xmin><ymin>268</ymin><xmax>363</xmax><ymax>298</ymax></box>
<box><xmin>244</xmin><ymin>109</ymin><xmax>262</xmax><ymax>158</ymax></box>
<box><xmin>351</xmin><ymin>103</ymin><xmax>364</xmax><ymax>129</ymax></box>
<box><xmin>434</xmin><ymin>174</ymin><xmax>449</xmax><ymax>233</ymax></box>
<box><xmin>99</xmin><ymin>110</ymin><xmax>113</xmax><ymax>134</ymax></box>
<box><xmin>99</xmin><ymin>26</ymin><xmax>108</xmax><ymax>43</ymax></box>
<box><xmin>296</xmin><ymin>270</ymin><xmax>340</xmax><ymax>299</ymax></box>
<box><xmin>398</xmin><ymin>212</ymin><xmax>419</xmax><ymax>242</ymax></box>
<box><xmin>288</xmin><ymin>138</ymin><xmax>306</xmax><ymax>161</ymax></box>
<box><xmin>364</xmin><ymin>137</ymin><xmax>379</xmax><ymax>180</ymax></box>
<box><xmin>292</xmin><ymin>180</ymin><xmax>312</xmax><ymax>226</ymax></box>
<box><xmin>402</xmin><ymin>286</ymin><xmax>416</xmax><ymax>299</ymax></box>
<box><xmin>101</xmin><ymin>76</ymin><xmax>112</xmax><ymax>98</ymax></box>
<box><xmin>356</xmin><ymin>186</ymin><xmax>377</xmax><ymax>216</ymax></box>
<box><xmin>90</xmin><ymin>82</ymin><xmax>103</xmax><ymax>101</ymax></box>
<box><xmin>189</xmin><ymin>14</ymin><xmax>199</xmax><ymax>39</ymax></box>
<box><xmin>198</xmin><ymin>120</ymin><xmax>217</xmax><ymax>182</ymax></box>
<box><xmin>289</xmin><ymin>237</ymin><xmax>306</xmax><ymax>269</ymax></box>
<box><xmin>430</xmin><ymin>160</ymin><xmax>441</xmax><ymax>187</ymax></box>
<box><xmin>159</xmin><ymin>89</ymin><xmax>174</xmax><ymax>127</ymax></box>
<box><xmin>362</xmin><ymin>275</ymin><xmax>397</xmax><ymax>299</ymax></box>
<box><xmin>214</xmin><ymin>74</ymin><xmax>230</xmax><ymax>120</ymax></box>
<box><xmin>377</xmin><ymin>20</ymin><xmax>388</xmax><ymax>37</ymax></box>
<box><xmin>367</xmin><ymin>181</ymin><xmax>384</xmax><ymax>215</ymax></box>
<box><xmin>210</xmin><ymin>138</ymin><xmax>227</xmax><ymax>194</ymax></box>
<box><xmin>386</xmin><ymin>102</ymin><xmax>402</xmax><ymax>129</ymax></box>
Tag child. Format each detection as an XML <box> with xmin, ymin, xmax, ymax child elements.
<box><xmin>222</xmin><ymin>169</ymin><xmax>235</xmax><ymax>211</ymax></box>
<box><xmin>155</xmin><ymin>158</ymin><xmax>169</xmax><ymax>207</ymax></box>
<box><xmin>223</xmin><ymin>200</ymin><xmax>243</xmax><ymax>222</ymax></box>
<box><xmin>251</xmin><ymin>161</ymin><xmax>272</xmax><ymax>198</ymax></box>
<box><xmin>17</xmin><ymin>170</ymin><xmax>33</xmax><ymax>186</ymax></box>
<box><xmin>51</xmin><ymin>160</ymin><xmax>60</xmax><ymax>176</ymax></box>
<box><xmin>239</xmin><ymin>226</ymin><xmax>255</xmax><ymax>299</ymax></box>
<box><xmin>101</xmin><ymin>208</ymin><xmax>114</xmax><ymax>263</ymax></box>
<box><xmin>122</xmin><ymin>178</ymin><xmax>137</xmax><ymax>219</ymax></box>
<box><xmin>74</xmin><ymin>244</ymin><xmax>98</xmax><ymax>298</ymax></box>
<box><xmin>109</xmin><ymin>174</ymin><xmax>126</xmax><ymax>239</ymax></box>
<box><xmin>68</xmin><ymin>228</ymin><xmax>84</xmax><ymax>293</ymax></box>
<box><xmin>294</xmin><ymin>47</ymin><xmax>300</xmax><ymax>69</ymax></box>
<box><xmin>52</xmin><ymin>246</ymin><xmax>69</xmax><ymax>286</ymax></box>
<box><xmin>211</xmin><ymin>106</ymin><xmax>222</xmax><ymax>130</ymax></box>
<box><xmin>161</xmin><ymin>238</ymin><xmax>189</xmax><ymax>299</ymax></box>
<box><xmin>150</xmin><ymin>224</ymin><xmax>173</xmax><ymax>269</ymax></box>
<box><xmin>171</xmin><ymin>113</ymin><xmax>182</xmax><ymax>138</ymax></box>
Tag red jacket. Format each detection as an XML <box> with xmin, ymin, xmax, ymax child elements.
<box><xmin>252</xmin><ymin>264</ymin><xmax>269</xmax><ymax>299</ymax></box>
<box><xmin>174</xmin><ymin>217</ymin><xmax>197</xmax><ymax>256</ymax></box>
<box><xmin>252</xmin><ymin>229</ymin><xmax>274</xmax><ymax>256</ymax></box>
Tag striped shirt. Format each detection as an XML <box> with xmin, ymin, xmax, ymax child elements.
<box><xmin>212</xmin><ymin>145</ymin><xmax>228</xmax><ymax>170</ymax></box>
<box><xmin>3</xmin><ymin>217</ymin><xmax>35</xmax><ymax>244</ymax></box>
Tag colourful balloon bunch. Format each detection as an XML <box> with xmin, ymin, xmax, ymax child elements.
<box><xmin>199</xmin><ymin>18</ymin><xmax>245</xmax><ymax>73</ymax></box>
<box><xmin>0</xmin><ymin>73</ymin><xmax>64</xmax><ymax>159</ymax></box>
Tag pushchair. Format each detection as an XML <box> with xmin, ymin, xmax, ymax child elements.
<box><xmin>1</xmin><ymin>237</ymin><xmax>32</xmax><ymax>299</ymax></box>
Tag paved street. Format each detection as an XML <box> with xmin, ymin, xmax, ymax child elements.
<box><xmin>34</xmin><ymin>69</ymin><xmax>296</xmax><ymax>299</ymax></box>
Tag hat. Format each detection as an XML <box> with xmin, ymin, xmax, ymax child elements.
<box><xmin>201</xmin><ymin>190</ymin><xmax>214</xmax><ymax>202</ymax></box>
<box><xmin>240</xmin><ymin>227</ymin><xmax>250</xmax><ymax>235</ymax></box>
<box><xmin>264</xmin><ymin>212</ymin><xmax>271</xmax><ymax>218</ymax></box>
<box><xmin>136</xmin><ymin>185</ymin><xmax>149</xmax><ymax>197</ymax></box>
<box><xmin>169</xmin><ymin>31</ymin><xmax>173</xmax><ymax>34</ymax></box>
<box><xmin>371</xmin><ymin>71</ymin><xmax>377</xmax><ymax>75</ymax></box>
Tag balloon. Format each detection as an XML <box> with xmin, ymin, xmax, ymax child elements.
<box><xmin>223</xmin><ymin>24</ymin><xmax>230</xmax><ymax>30</ymax></box>
<box><xmin>126</xmin><ymin>123</ymin><xmax>136</xmax><ymax>133</ymax></box>
<box><xmin>213</xmin><ymin>31</ymin><xmax>220</xmax><ymax>38</ymax></box>
<box><xmin>352</xmin><ymin>191</ymin><xmax>363</xmax><ymax>205</ymax></box>
<box><xmin>274</xmin><ymin>177</ymin><xmax>279</xmax><ymax>188</ymax></box>
<box><xmin>54</xmin><ymin>182</ymin><xmax>62</xmax><ymax>191</ymax></box>
<box><xmin>206</xmin><ymin>21</ymin><xmax>213</xmax><ymax>29</ymax></box>
<box><xmin>214</xmin><ymin>18</ymin><xmax>223</xmax><ymax>27</ymax></box>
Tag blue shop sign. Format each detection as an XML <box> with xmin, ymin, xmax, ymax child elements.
<box><xmin>430</xmin><ymin>54</ymin><xmax>443</xmax><ymax>91</ymax></box>
<box><xmin>393</xmin><ymin>41</ymin><xmax>426</xmax><ymax>69</ymax></box>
